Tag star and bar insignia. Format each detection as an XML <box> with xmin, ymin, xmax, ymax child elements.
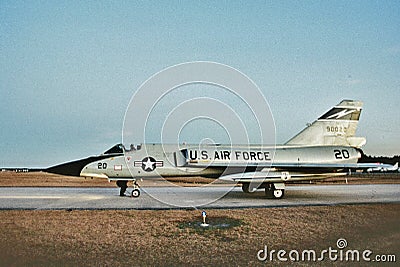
<box><xmin>134</xmin><ymin>157</ymin><xmax>163</xmax><ymax>172</ymax></box>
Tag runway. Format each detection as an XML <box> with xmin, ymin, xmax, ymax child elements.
<box><xmin>0</xmin><ymin>184</ymin><xmax>399</xmax><ymax>210</ymax></box>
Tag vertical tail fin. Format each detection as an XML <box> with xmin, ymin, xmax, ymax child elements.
<box><xmin>285</xmin><ymin>100</ymin><xmax>366</xmax><ymax>147</ymax></box>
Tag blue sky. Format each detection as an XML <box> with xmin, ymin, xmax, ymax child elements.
<box><xmin>1</xmin><ymin>1</ymin><xmax>399</xmax><ymax>167</ymax></box>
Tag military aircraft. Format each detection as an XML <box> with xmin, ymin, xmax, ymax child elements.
<box><xmin>46</xmin><ymin>100</ymin><xmax>395</xmax><ymax>199</ymax></box>
<box><xmin>367</xmin><ymin>162</ymin><xmax>399</xmax><ymax>173</ymax></box>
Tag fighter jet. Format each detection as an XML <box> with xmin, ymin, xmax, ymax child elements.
<box><xmin>46</xmin><ymin>100</ymin><xmax>394</xmax><ymax>199</ymax></box>
<box><xmin>367</xmin><ymin>162</ymin><xmax>399</xmax><ymax>173</ymax></box>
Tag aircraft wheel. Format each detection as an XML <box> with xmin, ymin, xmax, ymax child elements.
<box><xmin>131</xmin><ymin>189</ymin><xmax>140</xmax><ymax>198</ymax></box>
<box><xmin>265</xmin><ymin>184</ymin><xmax>284</xmax><ymax>199</ymax></box>
<box><xmin>273</xmin><ymin>189</ymin><xmax>284</xmax><ymax>199</ymax></box>
<box><xmin>265</xmin><ymin>186</ymin><xmax>273</xmax><ymax>198</ymax></box>
<box><xmin>242</xmin><ymin>183</ymin><xmax>257</xmax><ymax>193</ymax></box>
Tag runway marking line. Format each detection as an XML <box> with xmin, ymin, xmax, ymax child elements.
<box><xmin>0</xmin><ymin>196</ymin><xmax>104</xmax><ymax>200</ymax></box>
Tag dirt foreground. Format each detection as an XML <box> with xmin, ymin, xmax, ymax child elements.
<box><xmin>0</xmin><ymin>205</ymin><xmax>399</xmax><ymax>266</ymax></box>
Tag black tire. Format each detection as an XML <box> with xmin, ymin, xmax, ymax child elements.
<box><xmin>242</xmin><ymin>183</ymin><xmax>250</xmax><ymax>193</ymax></box>
<box><xmin>264</xmin><ymin>184</ymin><xmax>284</xmax><ymax>199</ymax></box>
<box><xmin>265</xmin><ymin>185</ymin><xmax>274</xmax><ymax>198</ymax></box>
<box><xmin>131</xmin><ymin>189</ymin><xmax>140</xmax><ymax>198</ymax></box>
<box><xmin>242</xmin><ymin>183</ymin><xmax>258</xmax><ymax>193</ymax></box>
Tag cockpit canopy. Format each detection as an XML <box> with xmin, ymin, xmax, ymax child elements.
<box><xmin>103</xmin><ymin>143</ymin><xmax>142</xmax><ymax>155</ymax></box>
<box><xmin>103</xmin><ymin>144</ymin><xmax>124</xmax><ymax>155</ymax></box>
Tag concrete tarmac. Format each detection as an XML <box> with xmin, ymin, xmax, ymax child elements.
<box><xmin>0</xmin><ymin>184</ymin><xmax>399</xmax><ymax>210</ymax></box>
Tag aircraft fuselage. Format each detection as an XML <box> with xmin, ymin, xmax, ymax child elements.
<box><xmin>79</xmin><ymin>144</ymin><xmax>360</xmax><ymax>181</ymax></box>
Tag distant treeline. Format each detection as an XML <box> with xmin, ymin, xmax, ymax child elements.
<box><xmin>359</xmin><ymin>152</ymin><xmax>400</xmax><ymax>165</ymax></box>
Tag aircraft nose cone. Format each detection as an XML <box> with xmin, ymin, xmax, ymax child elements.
<box><xmin>45</xmin><ymin>155</ymin><xmax>113</xmax><ymax>177</ymax></box>
<box><xmin>46</xmin><ymin>159</ymin><xmax>89</xmax><ymax>176</ymax></box>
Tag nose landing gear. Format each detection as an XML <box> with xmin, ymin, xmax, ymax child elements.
<box><xmin>130</xmin><ymin>180</ymin><xmax>140</xmax><ymax>198</ymax></box>
<box><xmin>116</xmin><ymin>180</ymin><xmax>141</xmax><ymax>198</ymax></box>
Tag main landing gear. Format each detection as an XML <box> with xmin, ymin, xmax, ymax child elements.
<box><xmin>241</xmin><ymin>182</ymin><xmax>285</xmax><ymax>199</ymax></box>
<box><xmin>116</xmin><ymin>180</ymin><xmax>141</xmax><ymax>198</ymax></box>
<box><xmin>264</xmin><ymin>183</ymin><xmax>285</xmax><ymax>199</ymax></box>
